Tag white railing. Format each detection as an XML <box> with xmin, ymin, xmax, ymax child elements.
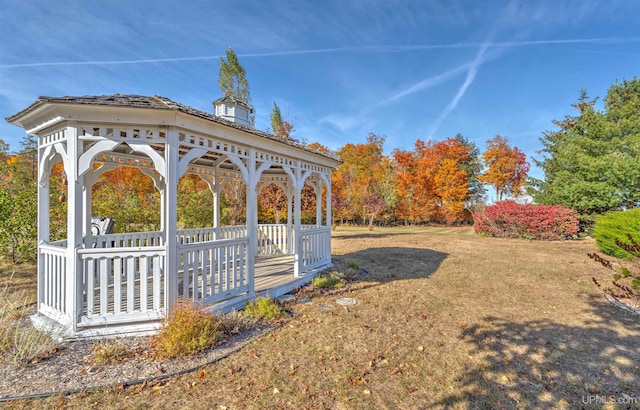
<box><xmin>258</xmin><ymin>224</ymin><xmax>288</xmax><ymax>255</ymax></box>
<box><xmin>218</xmin><ymin>225</ymin><xmax>247</xmax><ymax>239</ymax></box>
<box><xmin>177</xmin><ymin>238</ymin><xmax>249</xmax><ymax>305</ymax></box>
<box><xmin>178</xmin><ymin>227</ymin><xmax>217</xmax><ymax>244</ymax></box>
<box><xmin>301</xmin><ymin>227</ymin><xmax>331</xmax><ymax>271</ymax></box>
<box><xmin>92</xmin><ymin>231</ymin><xmax>164</xmax><ymax>248</ymax></box>
<box><xmin>39</xmin><ymin>243</ymin><xmax>68</xmax><ymax>321</ymax></box>
<box><xmin>78</xmin><ymin>247</ymin><xmax>166</xmax><ymax>326</ymax></box>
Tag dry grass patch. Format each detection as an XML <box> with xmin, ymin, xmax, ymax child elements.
<box><xmin>0</xmin><ymin>280</ymin><xmax>60</xmax><ymax>365</ymax></box>
<box><xmin>6</xmin><ymin>226</ymin><xmax>640</xmax><ymax>409</ymax></box>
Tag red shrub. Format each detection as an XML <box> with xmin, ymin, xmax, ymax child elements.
<box><xmin>473</xmin><ymin>200</ymin><xmax>579</xmax><ymax>240</ymax></box>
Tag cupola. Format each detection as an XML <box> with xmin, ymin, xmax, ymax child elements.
<box><xmin>213</xmin><ymin>94</ymin><xmax>253</xmax><ymax>127</ymax></box>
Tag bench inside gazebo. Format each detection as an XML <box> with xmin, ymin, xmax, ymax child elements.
<box><xmin>7</xmin><ymin>94</ymin><xmax>340</xmax><ymax>339</ymax></box>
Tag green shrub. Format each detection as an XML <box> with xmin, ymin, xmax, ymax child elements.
<box><xmin>243</xmin><ymin>297</ymin><xmax>282</xmax><ymax>321</ymax></box>
<box><xmin>153</xmin><ymin>303</ymin><xmax>223</xmax><ymax>359</ymax></box>
<box><xmin>594</xmin><ymin>208</ymin><xmax>640</xmax><ymax>260</ymax></box>
<box><xmin>312</xmin><ymin>275</ymin><xmax>343</xmax><ymax>289</ymax></box>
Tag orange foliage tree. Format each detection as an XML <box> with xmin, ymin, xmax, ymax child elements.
<box><xmin>332</xmin><ymin>134</ymin><xmax>391</xmax><ymax>226</ymax></box>
<box><xmin>393</xmin><ymin>137</ymin><xmax>471</xmax><ymax>224</ymax></box>
<box><xmin>479</xmin><ymin>135</ymin><xmax>530</xmax><ymax>201</ymax></box>
<box><xmin>92</xmin><ymin>167</ymin><xmax>161</xmax><ymax>232</ymax></box>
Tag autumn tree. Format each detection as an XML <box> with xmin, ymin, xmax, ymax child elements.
<box><xmin>221</xmin><ymin>179</ymin><xmax>246</xmax><ymax>225</ymax></box>
<box><xmin>269</xmin><ymin>101</ymin><xmax>295</xmax><ymax>141</ymax></box>
<box><xmin>177</xmin><ymin>175</ymin><xmax>214</xmax><ymax>229</ymax></box>
<box><xmin>393</xmin><ymin>137</ymin><xmax>472</xmax><ymax>224</ymax></box>
<box><xmin>306</xmin><ymin>141</ymin><xmax>332</xmax><ymax>156</ymax></box>
<box><xmin>392</xmin><ymin>148</ymin><xmax>418</xmax><ymax>224</ymax></box>
<box><xmin>218</xmin><ymin>46</ymin><xmax>253</xmax><ymax>125</ymax></box>
<box><xmin>479</xmin><ymin>135</ymin><xmax>529</xmax><ymax>201</ymax></box>
<box><xmin>0</xmin><ymin>136</ymin><xmax>39</xmax><ymax>262</ymax></box>
<box><xmin>431</xmin><ymin>138</ymin><xmax>471</xmax><ymax>223</ymax></box>
<box><xmin>92</xmin><ymin>167</ymin><xmax>161</xmax><ymax>233</ymax></box>
<box><xmin>333</xmin><ymin>133</ymin><xmax>390</xmax><ymax>226</ymax></box>
<box><xmin>258</xmin><ymin>183</ymin><xmax>288</xmax><ymax>224</ymax></box>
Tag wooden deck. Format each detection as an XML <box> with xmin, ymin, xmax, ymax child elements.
<box><xmin>255</xmin><ymin>255</ymin><xmax>296</xmax><ymax>294</ymax></box>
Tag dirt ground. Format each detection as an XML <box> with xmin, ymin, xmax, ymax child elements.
<box><xmin>4</xmin><ymin>227</ymin><xmax>640</xmax><ymax>409</ymax></box>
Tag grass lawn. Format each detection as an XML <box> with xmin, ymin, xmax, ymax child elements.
<box><xmin>5</xmin><ymin>226</ymin><xmax>640</xmax><ymax>409</ymax></box>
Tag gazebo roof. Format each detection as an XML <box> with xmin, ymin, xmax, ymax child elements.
<box><xmin>6</xmin><ymin>94</ymin><xmax>337</xmax><ymax>161</ymax></box>
<box><xmin>213</xmin><ymin>94</ymin><xmax>254</xmax><ymax>112</ymax></box>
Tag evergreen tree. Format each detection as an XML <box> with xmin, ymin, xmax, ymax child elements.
<box><xmin>454</xmin><ymin>133</ymin><xmax>486</xmax><ymax>210</ymax></box>
<box><xmin>218</xmin><ymin>46</ymin><xmax>253</xmax><ymax>125</ymax></box>
<box><xmin>270</xmin><ymin>101</ymin><xmax>283</xmax><ymax>135</ymax></box>
<box><xmin>535</xmin><ymin>78</ymin><xmax>640</xmax><ymax>217</ymax></box>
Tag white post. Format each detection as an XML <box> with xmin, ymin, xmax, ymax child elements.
<box><xmin>37</xmin><ymin>142</ymin><xmax>49</xmax><ymax>314</ymax></box>
<box><xmin>164</xmin><ymin>129</ymin><xmax>179</xmax><ymax>314</ymax></box>
<box><xmin>286</xmin><ymin>184</ymin><xmax>293</xmax><ymax>255</ymax></box>
<box><xmin>213</xmin><ymin>167</ymin><xmax>221</xmax><ymax>239</ymax></box>
<box><xmin>160</xmin><ymin>188</ymin><xmax>166</xmax><ymax>232</ymax></box>
<box><xmin>82</xmin><ymin>174</ymin><xmax>95</xmax><ymax>248</ymax></box>
<box><xmin>64</xmin><ymin>125</ymin><xmax>84</xmax><ymax>331</ymax></box>
<box><xmin>293</xmin><ymin>168</ymin><xmax>302</xmax><ymax>277</ymax></box>
<box><xmin>315</xmin><ymin>179</ymin><xmax>322</xmax><ymax>227</ymax></box>
<box><xmin>245</xmin><ymin>149</ymin><xmax>257</xmax><ymax>298</ymax></box>
<box><xmin>326</xmin><ymin>173</ymin><xmax>332</xmax><ymax>228</ymax></box>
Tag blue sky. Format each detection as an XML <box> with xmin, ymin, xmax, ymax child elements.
<box><xmin>1</xmin><ymin>0</ymin><xmax>639</xmax><ymax>181</ymax></box>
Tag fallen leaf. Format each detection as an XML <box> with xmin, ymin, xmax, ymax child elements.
<box><xmin>198</xmin><ymin>370</ymin><xmax>206</xmax><ymax>379</ymax></box>
<box><xmin>152</xmin><ymin>385</ymin><xmax>165</xmax><ymax>392</ymax></box>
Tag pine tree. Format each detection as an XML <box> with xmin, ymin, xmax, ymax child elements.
<box><xmin>270</xmin><ymin>101</ymin><xmax>283</xmax><ymax>135</ymax></box>
<box><xmin>454</xmin><ymin>134</ymin><xmax>486</xmax><ymax>211</ymax></box>
<box><xmin>535</xmin><ymin>78</ymin><xmax>640</xmax><ymax>217</ymax></box>
<box><xmin>218</xmin><ymin>46</ymin><xmax>253</xmax><ymax>125</ymax></box>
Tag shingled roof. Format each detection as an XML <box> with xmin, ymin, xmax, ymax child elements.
<box><xmin>6</xmin><ymin>94</ymin><xmax>337</xmax><ymax>160</ymax></box>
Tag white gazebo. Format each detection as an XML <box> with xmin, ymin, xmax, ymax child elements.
<box><xmin>7</xmin><ymin>94</ymin><xmax>339</xmax><ymax>339</ymax></box>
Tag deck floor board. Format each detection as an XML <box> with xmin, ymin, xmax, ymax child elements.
<box><xmin>86</xmin><ymin>255</ymin><xmax>298</xmax><ymax>316</ymax></box>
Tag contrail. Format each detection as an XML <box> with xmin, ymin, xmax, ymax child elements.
<box><xmin>0</xmin><ymin>55</ymin><xmax>222</xmax><ymax>69</ymax></box>
<box><xmin>383</xmin><ymin>62</ymin><xmax>471</xmax><ymax>104</ymax></box>
<box><xmin>428</xmin><ymin>42</ymin><xmax>491</xmax><ymax>138</ymax></box>
<box><xmin>1</xmin><ymin>36</ymin><xmax>639</xmax><ymax>69</ymax></box>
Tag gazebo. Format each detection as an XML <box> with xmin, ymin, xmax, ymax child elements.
<box><xmin>7</xmin><ymin>94</ymin><xmax>340</xmax><ymax>339</ymax></box>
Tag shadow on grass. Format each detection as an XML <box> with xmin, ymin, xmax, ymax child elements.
<box><xmin>435</xmin><ymin>294</ymin><xmax>640</xmax><ymax>409</ymax></box>
<box><xmin>334</xmin><ymin>246</ymin><xmax>448</xmax><ymax>283</ymax></box>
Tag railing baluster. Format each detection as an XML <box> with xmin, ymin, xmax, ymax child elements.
<box><xmin>113</xmin><ymin>257</ymin><xmax>122</xmax><ymax>314</ymax></box>
<box><xmin>127</xmin><ymin>256</ymin><xmax>135</xmax><ymax>313</ymax></box>
<box><xmin>99</xmin><ymin>258</ymin><xmax>108</xmax><ymax>315</ymax></box>
<box><xmin>140</xmin><ymin>256</ymin><xmax>148</xmax><ymax>312</ymax></box>
<box><xmin>153</xmin><ymin>255</ymin><xmax>161</xmax><ymax>310</ymax></box>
